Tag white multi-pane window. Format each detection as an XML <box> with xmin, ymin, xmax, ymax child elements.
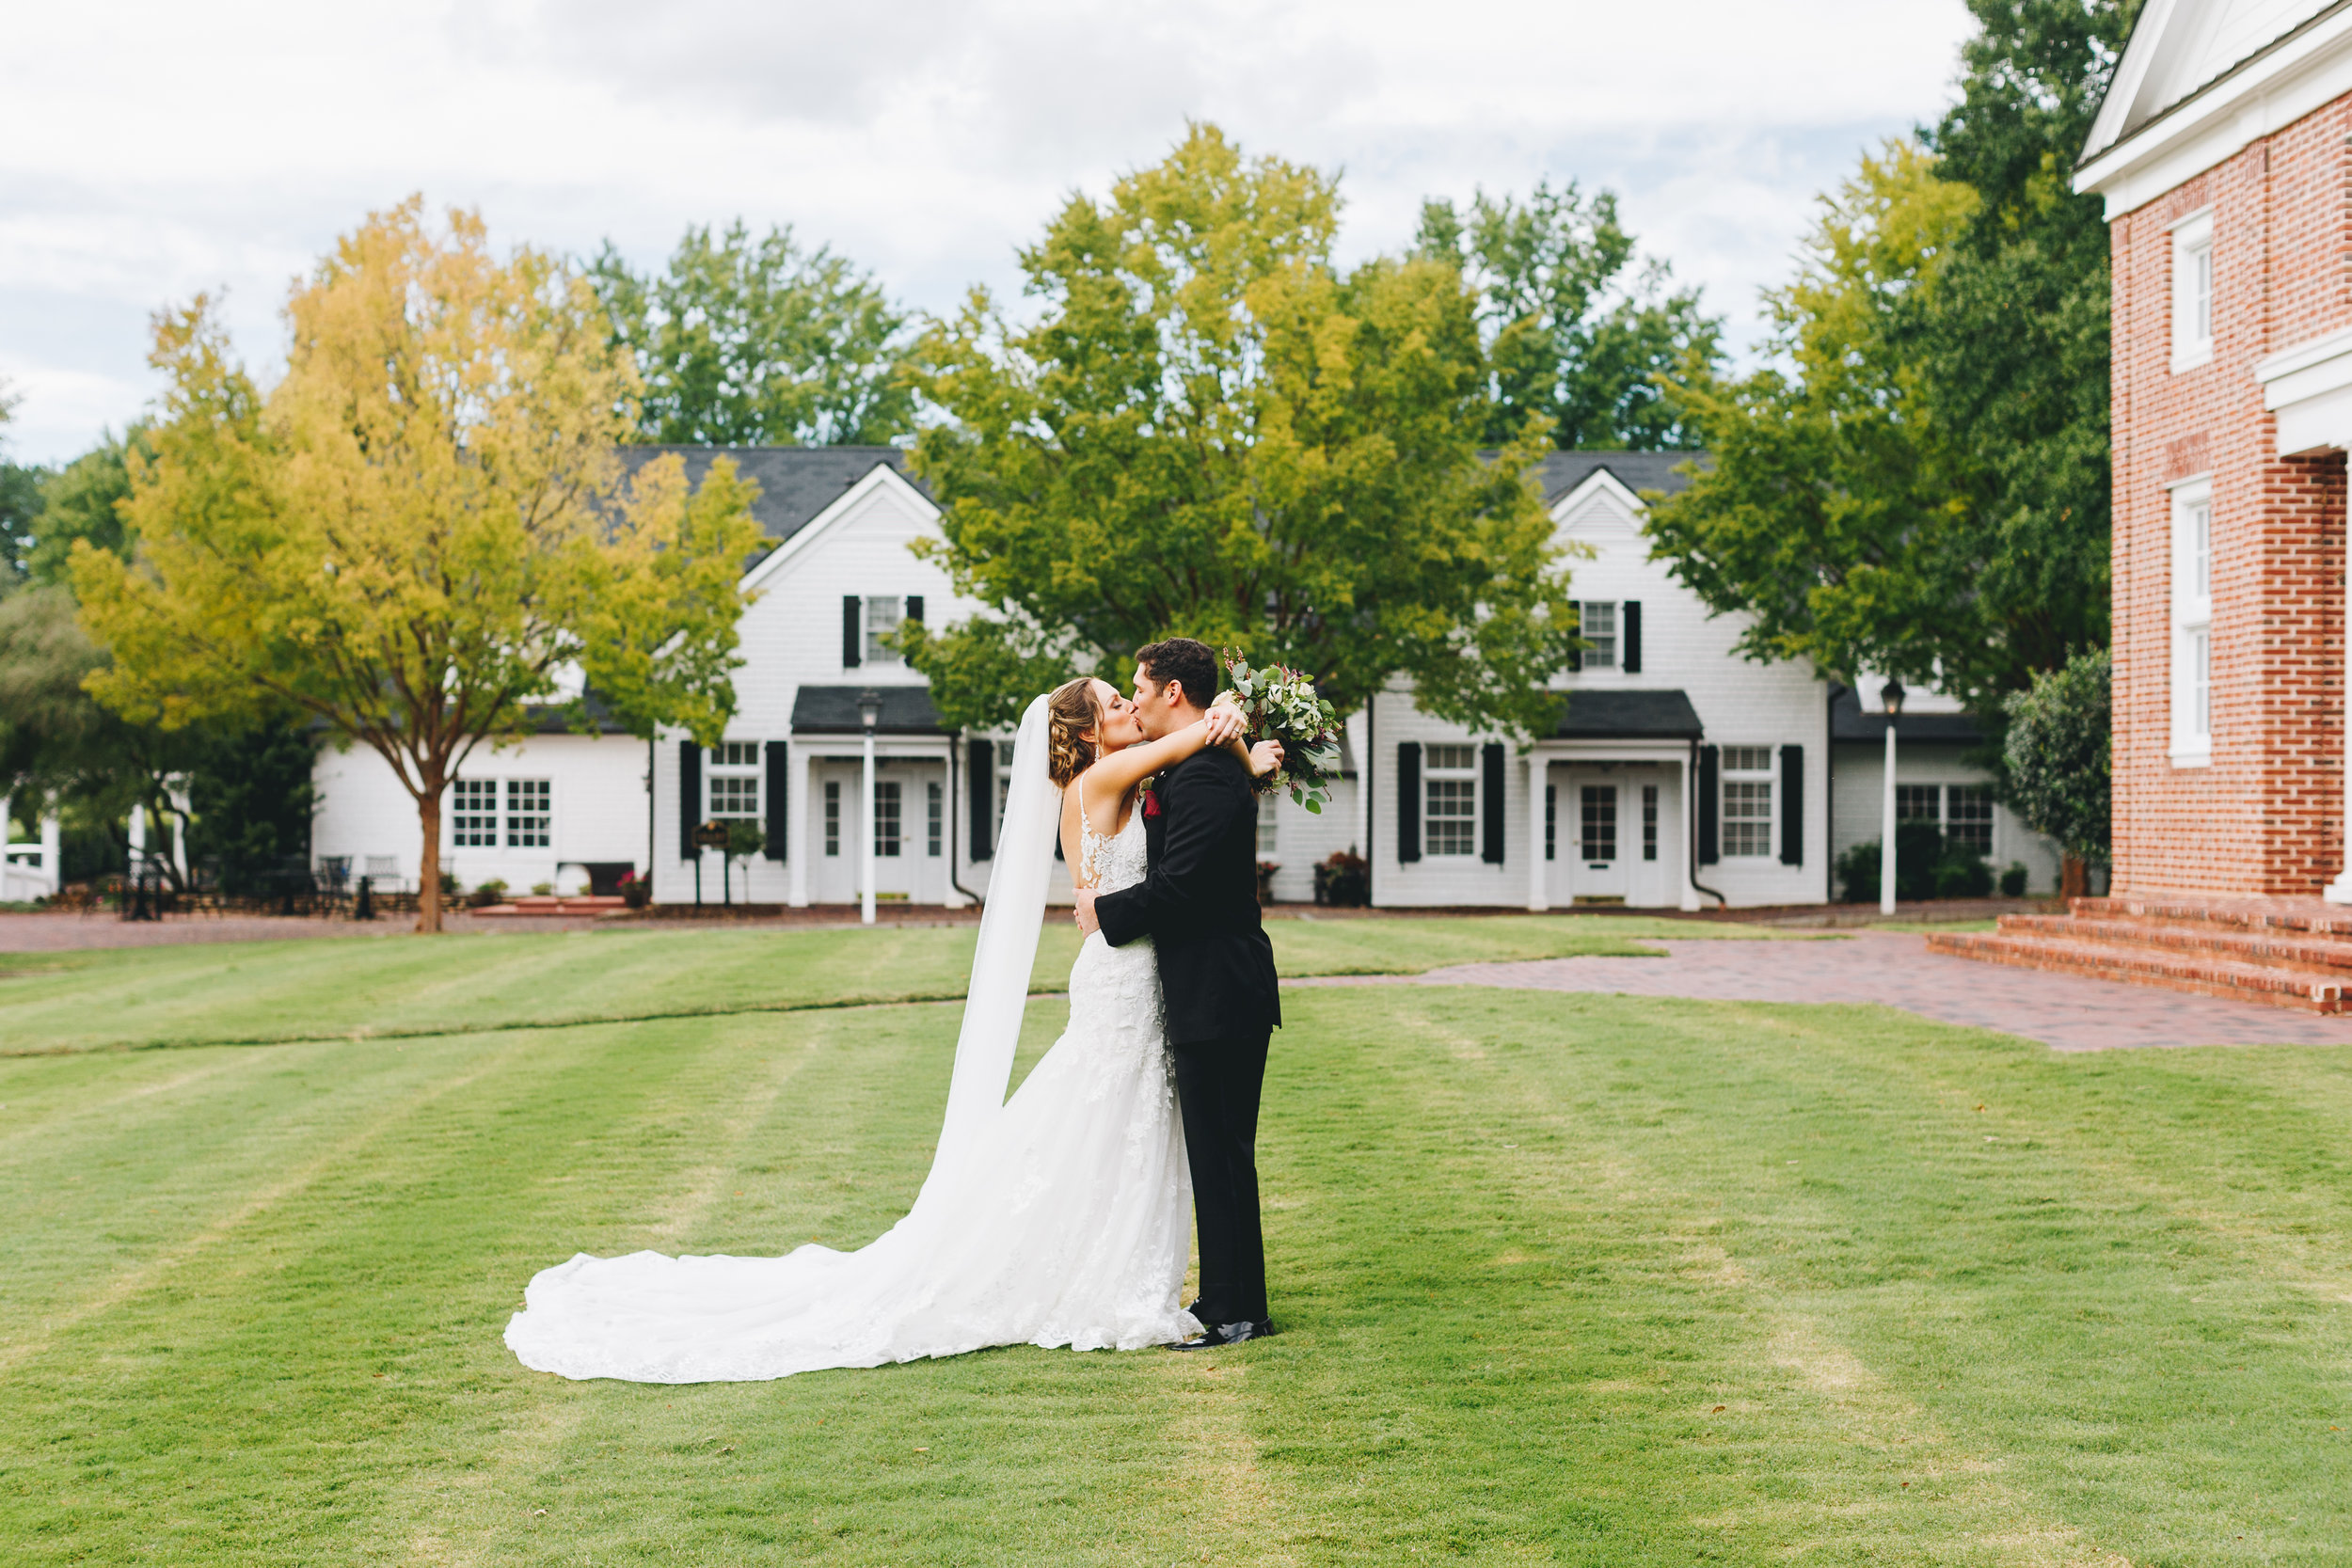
<box><xmin>2171</xmin><ymin>211</ymin><xmax>2215</xmax><ymax>372</ymax></box>
<box><xmin>1424</xmin><ymin>745</ymin><xmax>1478</xmax><ymax>857</ymax></box>
<box><xmin>1256</xmin><ymin>801</ymin><xmax>1279</xmax><ymax>857</ymax></box>
<box><xmin>1719</xmin><ymin>747</ymin><xmax>1773</xmax><ymax>858</ymax></box>
<box><xmin>1579</xmin><ymin>601</ymin><xmax>1617</xmax><ymax>669</ymax></box>
<box><xmin>997</xmin><ymin>740</ymin><xmax>1018</xmax><ymax>838</ymax></box>
<box><xmin>707</xmin><ymin>742</ymin><xmax>761</xmax><ymax>820</ymax></box>
<box><xmin>1946</xmin><ymin>785</ymin><xmax>1994</xmax><ymax>856</ymax></box>
<box><xmin>824</xmin><ymin>782</ymin><xmax>841</xmax><ymax>856</ymax></box>
<box><xmin>874</xmin><ymin>781</ymin><xmax>902</xmax><ymax>857</ymax></box>
<box><xmin>864</xmin><ymin>596</ymin><xmax>903</xmax><ymax>666</ymax></box>
<box><xmin>928</xmin><ymin>783</ymin><xmax>944</xmax><ymax>857</ymax></box>
<box><xmin>505</xmin><ymin>781</ymin><xmax>551</xmax><ymax>848</ymax></box>
<box><xmin>2171</xmin><ymin>481</ymin><xmax>2214</xmax><ymax>762</ymax></box>
<box><xmin>1896</xmin><ymin>784</ymin><xmax>1995</xmax><ymax>856</ymax></box>
<box><xmin>453</xmin><ymin>780</ymin><xmax>498</xmax><ymax>847</ymax></box>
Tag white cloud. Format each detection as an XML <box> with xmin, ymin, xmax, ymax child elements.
<box><xmin>0</xmin><ymin>0</ymin><xmax>1973</xmax><ymax>465</ymax></box>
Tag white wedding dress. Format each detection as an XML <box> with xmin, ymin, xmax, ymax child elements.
<box><xmin>504</xmin><ymin>698</ymin><xmax>1199</xmax><ymax>1383</ymax></box>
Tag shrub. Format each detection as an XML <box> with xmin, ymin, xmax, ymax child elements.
<box><xmin>2004</xmin><ymin>648</ymin><xmax>2109</xmax><ymax>864</ymax></box>
<box><xmin>2000</xmin><ymin>862</ymin><xmax>2029</xmax><ymax>897</ymax></box>
<box><xmin>465</xmin><ymin>879</ymin><xmax>508</xmax><ymax>909</ymax></box>
<box><xmin>1836</xmin><ymin>821</ymin><xmax>1992</xmax><ymax>903</ymax></box>
<box><xmin>529</xmin><ymin>881</ymin><xmax>554</xmax><ymax>896</ymax></box>
<box><xmin>1314</xmin><ymin>848</ymin><xmax>1370</xmax><ymax>908</ymax></box>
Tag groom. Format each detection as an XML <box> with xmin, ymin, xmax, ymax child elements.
<box><xmin>1074</xmin><ymin>637</ymin><xmax>1282</xmax><ymax>1349</ymax></box>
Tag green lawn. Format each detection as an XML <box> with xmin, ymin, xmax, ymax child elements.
<box><xmin>5</xmin><ymin>928</ymin><xmax>2351</xmax><ymax>1562</ymax></box>
<box><xmin>0</xmin><ymin>913</ymin><xmax>1797</xmax><ymax>1056</ymax></box>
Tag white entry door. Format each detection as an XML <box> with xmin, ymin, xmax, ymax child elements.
<box><xmin>810</xmin><ymin>759</ymin><xmax>946</xmax><ymax>906</ymax></box>
<box><xmin>1567</xmin><ymin>778</ymin><xmax>1629</xmax><ymax>901</ymax></box>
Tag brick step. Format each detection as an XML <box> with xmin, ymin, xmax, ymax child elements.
<box><xmin>1926</xmin><ymin>930</ymin><xmax>2352</xmax><ymax>1014</ymax></box>
<box><xmin>1997</xmin><ymin>913</ymin><xmax>2352</xmax><ymax>974</ymax></box>
<box><xmin>2072</xmin><ymin>895</ymin><xmax>2352</xmax><ymax>939</ymax></box>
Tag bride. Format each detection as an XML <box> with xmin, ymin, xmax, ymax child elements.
<box><xmin>504</xmin><ymin>679</ymin><xmax>1279</xmax><ymax>1382</ymax></box>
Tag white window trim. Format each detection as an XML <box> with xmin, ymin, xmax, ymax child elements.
<box><xmin>862</xmin><ymin>594</ymin><xmax>905</xmax><ymax>669</ymax></box>
<box><xmin>2170</xmin><ymin>478</ymin><xmax>2214</xmax><ymax>766</ymax></box>
<box><xmin>1578</xmin><ymin>599</ymin><xmax>1619</xmax><ymax>672</ymax></box>
<box><xmin>707</xmin><ymin>742</ymin><xmax>763</xmax><ymax>819</ymax></box>
<box><xmin>2170</xmin><ymin>209</ymin><xmax>2215</xmax><ymax>373</ymax></box>
<box><xmin>1718</xmin><ymin>746</ymin><xmax>1776</xmax><ymax>861</ymax></box>
<box><xmin>1423</xmin><ymin>744</ymin><xmax>1480</xmax><ymax>859</ymax></box>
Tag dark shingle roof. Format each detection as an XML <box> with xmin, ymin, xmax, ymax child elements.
<box><xmin>617</xmin><ymin>446</ymin><xmax>921</xmax><ymax>548</ymax></box>
<box><xmin>1829</xmin><ymin>684</ymin><xmax>1983</xmax><ymax>744</ymax></box>
<box><xmin>1553</xmin><ymin>689</ymin><xmax>1704</xmax><ymax>741</ymax></box>
<box><xmin>791</xmin><ymin>684</ymin><xmax>947</xmax><ymax>736</ymax></box>
<box><xmin>1531</xmin><ymin>451</ymin><xmax>1706</xmax><ymax>508</ymax></box>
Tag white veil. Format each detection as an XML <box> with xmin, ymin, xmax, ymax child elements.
<box><xmin>914</xmin><ymin>692</ymin><xmax>1058</xmax><ymax>1204</ymax></box>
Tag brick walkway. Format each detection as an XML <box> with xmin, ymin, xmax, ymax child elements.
<box><xmin>1296</xmin><ymin>931</ymin><xmax>2352</xmax><ymax>1052</ymax></box>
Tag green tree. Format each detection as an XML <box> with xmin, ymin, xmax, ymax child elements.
<box><xmin>905</xmin><ymin>124</ymin><xmax>1574</xmax><ymax>735</ymax></box>
<box><xmin>72</xmin><ymin>199</ymin><xmax>769</xmax><ymax>930</ymax></box>
<box><xmin>0</xmin><ymin>381</ymin><xmax>38</xmax><ymax>589</ymax></box>
<box><xmin>2004</xmin><ymin>646</ymin><xmax>2109</xmax><ymax>890</ymax></box>
<box><xmin>1416</xmin><ymin>181</ymin><xmax>1723</xmax><ymax>451</ymax></box>
<box><xmin>1645</xmin><ymin>1</ymin><xmax>2134</xmax><ymax>722</ymax></box>
<box><xmin>24</xmin><ymin>428</ymin><xmax>145</xmax><ymax>587</ymax></box>
<box><xmin>1645</xmin><ymin>140</ymin><xmax>1991</xmax><ymax>694</ymax></box>
<box><xmin>589</xmin><ymin>220</ymin><xmax>910</xmax><ymax>446</ymax></box>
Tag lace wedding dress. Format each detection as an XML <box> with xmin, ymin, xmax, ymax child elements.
<box><xmin>504</xmin><ymin>703</ymin><xmax>1198</xmax><ymax>1383</ymax></box>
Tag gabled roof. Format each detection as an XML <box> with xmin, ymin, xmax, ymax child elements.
<box><xmin>1531</xmin><ymin>451</ymin><xmax>1703</xmax><ymax>509</ymax></box>
<box><xmin>2084</xmin><ymin>0</ymin><xmax>2342</xmax><ymax>166</ymax></box>
<box><xmin>617</xmin><ymin>446</ymin><xmax>921</xmax><ymax>546</ymax></box>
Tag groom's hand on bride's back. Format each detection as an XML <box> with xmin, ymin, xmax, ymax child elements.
<box><xmin>1073</xmin><ymin>886</ymin><xmax>1100</xmax><ymax>934</ymax></box>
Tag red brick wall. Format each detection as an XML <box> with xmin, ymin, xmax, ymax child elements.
<box><xmin>2111</xmin><ymin>103</ymin><xmax>2350</xmax><ymax>896</ymax></box>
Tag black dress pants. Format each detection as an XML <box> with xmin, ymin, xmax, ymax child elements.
<box><xmin>1170</xmin><ymin>1028</ymin><xmax>1272</xmax><ymax>1325</ymax></box>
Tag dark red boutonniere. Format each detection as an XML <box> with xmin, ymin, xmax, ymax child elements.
<box><xmin>1140</xmin><ymin>778</ymin><xmax>1162</xmax><ymax>819</ymax></box>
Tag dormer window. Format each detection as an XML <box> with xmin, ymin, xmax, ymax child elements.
<box><xmin>1580</xmin><ymin>601</ymin><xmax>1617</xmax><ymax>669</ymax></box>
<box><xmin>841</xmin><ymin>594</ymin><xmax>924</xmax><ymax>669</ymax></box>
<box><xmin>2171</xmin><ymin>211</ymin><xmax>2214</xmax><ymax>372</ymax></box>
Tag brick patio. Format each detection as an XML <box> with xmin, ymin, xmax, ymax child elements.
<box><xmin>1297</xmin><ymin>930</ymin><xmax>2352</xmax><ymax>1052</ymax></box>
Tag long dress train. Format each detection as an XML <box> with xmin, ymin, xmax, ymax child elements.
<box><xmin>502</xmin><ymin>802</ymin><xmax>1197</xmax><ymax>1383</ymax></box>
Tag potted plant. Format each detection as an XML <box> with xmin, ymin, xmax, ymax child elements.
<box><xmin>1312</xmin><ymin>848</ymin><xmax>1369</xmax><ymax>908</ymax></box>
<box><xmin>465</xmin><ymin>879</ymin><xmax>508</xmax><ymax>910</ymax></box>
<box><xmin>617</xmin><ymin>869</ymin><xmax>651</xmax><ymax>910</ymax></box>
<box><xmin>1255</xmin><ymin>860</ymin><xmax>1279</xmax><ymax>905</ymax></box>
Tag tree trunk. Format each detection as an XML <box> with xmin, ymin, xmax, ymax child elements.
<box><xmin>417</xmin><ymin>773</ymin><xmax>445</xmax><ymax>933</ymax></box>
<box><xmin>2059</xmin><ymin>852</ymin><xmax>2088</xmax><ymax>902</ymax></box>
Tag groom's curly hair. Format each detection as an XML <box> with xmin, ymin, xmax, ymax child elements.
<box><xmin>1135</xmin><ymin>638</ymin><xmax>1219</xmax><ymax>710</ymax></box>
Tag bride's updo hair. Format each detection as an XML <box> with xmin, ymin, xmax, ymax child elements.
<box><xmin>1045</xmin><ymin>677</ymin><xmax>1103</xmax><ymax>789</ymax></box>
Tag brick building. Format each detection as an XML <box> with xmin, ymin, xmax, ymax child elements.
<box><xmin>2076</xmin><ymin>0</ymin><xmax>2352</xmax><ymax>899</ymax></box>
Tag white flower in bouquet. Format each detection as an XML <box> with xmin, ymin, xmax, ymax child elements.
<box><xmin>1221</xmin><ymin>655</ymin><xmax>1343</xmax><ymax>813</ymax></box>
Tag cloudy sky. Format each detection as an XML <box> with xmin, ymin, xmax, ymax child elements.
<box><xmin>1</xmin><ymin>0</ymin><xmax>1975</xmax><ymax>466</ymax></box>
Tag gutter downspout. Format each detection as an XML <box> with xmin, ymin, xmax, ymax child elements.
<box><xmin>948</xmin><ymin>731</ymin><xmax>983</xmax><ymax>909</ymax></box>
<box><xmin>1687</xmin><ymin>736</ymin><xmax>1725</xmax><ymax>910</ymax></box>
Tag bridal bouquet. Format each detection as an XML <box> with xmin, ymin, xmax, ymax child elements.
<box><xmin>1221</xmin><ymin>656</ymin><xmax>1344</xmax><ymax>814</ymax></box>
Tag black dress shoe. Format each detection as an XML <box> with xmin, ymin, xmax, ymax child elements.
<box><xmin>1168</xmin><ymin>1318</ymin><xmax>1275</xmax><ymax>1351</ymax></box>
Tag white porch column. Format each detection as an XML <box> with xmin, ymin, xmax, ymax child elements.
<box><xmin>0</xmin><ymin>795</ymin><xmax>11</xmax><ymax>845</ymax></box>
<box><xmin>1526</xmin><ymin>757</ymin><xmax>1549</xmax><ymax>911</ymax></box>
<box><xmin>40</xmin><ymin>814</ymin><xmax>61</xmax><ymax>889</ymax></box>
<box><xmin>788</xmin><ymin>742</ymin><xmax>812</xmax><ymax>908</ymax></box>
<box><xmin>127</xmin><ymin>800</ymin><xmax>147</xmax><ymax>871</ymax></box>
<box><xmin>1677</xmin><ymin>752</ymin><xmax>1701</xmax><ymax>912</ymax></box>
<box><xmin>1880</xmin><ymin>721</ymin><xmax>1899</xmax><ymax>916</ymax></box>
<box><xmin>168</xmin><ymin>780</ymin><xmax>191</xmax><ymax>879</ymax></box>
<box><xmin>861</xmin><ymin>731</ymin><xmax>877</xmax><ymax>926</ymax></box>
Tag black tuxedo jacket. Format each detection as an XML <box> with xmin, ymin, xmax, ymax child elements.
<box><xmin>1094</xmin><ymin>747</ymin><xmax>1281</xmax><ymax>1046</ymax></box>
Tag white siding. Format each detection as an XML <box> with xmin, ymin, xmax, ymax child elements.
<box><xmin>312</xmin><ymin>731</ymin><xmax>649</xmax><ymax>895</ymax></box>
<box><xmin>1829</xmin><ymin>740</ymin><xmax>2064</xmax><ymax>899</ymax></box>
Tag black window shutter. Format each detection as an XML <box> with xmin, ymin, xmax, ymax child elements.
<box><xmin>1779</xmin><ymin>744</ymin><xmax>1804</xmax><ymax>866</ymax></box>
<box><xmin>1397</xmin><ymin>742</ymin><xmax>1422</xmax><ymax>863</ymax></box>
<box><xmin>764</xmin><ymin>741</ymin><xmax>788</xmax><ymax>861</ymax></box>
<box><xmin>904</xmin><ymin>594</ymin><xmax>924</xmax><ymax>627</ymax></box>
<box><xmin>968</xmin><ymin>738</ymin><xmax>994</xmax><ymax>861</ymax></box>
<box><xmin>1697</xmin><ymin>745</ymin><xmax>1720</xmax><ymax>865</ymax></box>
<box><xmin>1567</xmin><ymin>601</ymin><xmax>1583</xmax><ymax>673</ymax></box>
<box><xmin>678</xmin><ymin>740</ymin><xmax>702</xmax><ymax>861</ymax></box>
<box><xmin>1481</xmin><ymin>742</ymin><xmax>1506</xmax><ymax>863</ymax></box>
<box><xmin>842</xmin><ymin>595</ymin><xmax>862</xmax><ymax>668</ymax></box>
<box><xmin>1622</xmin><ymin>601</ymin><xmax>1643</xmax><ymax>673</ymax></box>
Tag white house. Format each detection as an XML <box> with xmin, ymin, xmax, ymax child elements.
<box><xmin>310</xmin><ymin>445</ymin><xmax>2056</xmax><ymax>911</ymax></box>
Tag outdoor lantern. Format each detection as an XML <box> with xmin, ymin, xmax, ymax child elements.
<box><xmin>1880</xmin><ymin>677</ymin><xmax>1906</xmax><ymax>717</ymax></box>
<box><xmin>858</xmin><ymin>689</ymin><xmax>883</xmax><ymax>731</ymax></box>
